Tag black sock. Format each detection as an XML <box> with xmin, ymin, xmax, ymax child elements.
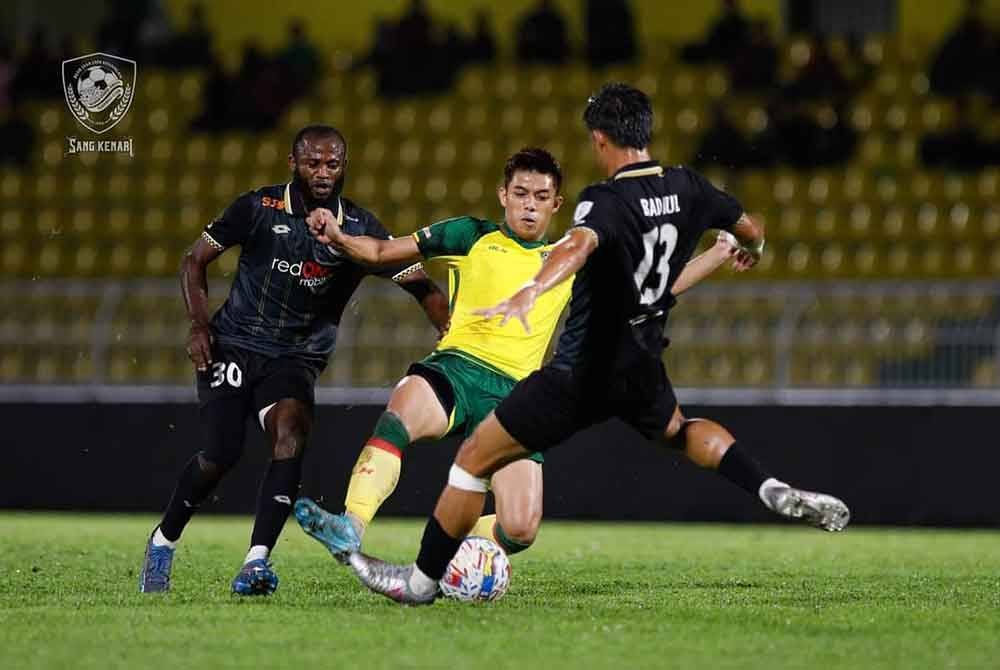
<box><xmin>717</xmin><ymin>442</ymin><xmax>773</xmax><ymax>497</ymax></box>
<box><xmin>249</xmin><ymin>457</ymin><xmax>303</xmax><ymax>550</ymax></box>
<box><xmin>159</xmin><ymin>453</ymin><xmax>226</xmax><ymax>542</ymax></box>
<box><xmin>415</xmin><ymin>516</ymin><xmax>464</xmax><ymax>581</ymax></box>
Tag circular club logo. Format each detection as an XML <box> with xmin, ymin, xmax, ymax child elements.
<box><xmin>63</xmin><ymin>52</ymin><xmax>136</xmax><ymax>135</ymax></box>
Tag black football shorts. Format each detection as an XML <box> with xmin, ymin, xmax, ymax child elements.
<box><xmin>196</xmin><ymin>342</ymin><xmax>323</xmax><ymax>428</ymax></box>
<box><xmin>494</xmin><ymin>359</ymin><xmax>678</xmax><ymax>453</ymax></box>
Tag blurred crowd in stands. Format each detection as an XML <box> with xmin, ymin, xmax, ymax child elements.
<box><xmin>689</xmin><ymin>0</ymin><xmax>999</xmax><ymax>172</ymax></box>
<box><xmin>0</xmin><ymin>0</ymin><xmax>997</xmax><ymax>171</ymax></box>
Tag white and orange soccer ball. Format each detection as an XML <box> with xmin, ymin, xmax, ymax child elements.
<box><xmin>439</xmin><ymin>536</ymin><xmax>511</xmax><ymax>602</ymax></box>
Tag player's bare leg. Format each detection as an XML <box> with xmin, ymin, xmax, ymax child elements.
<box><xmin>662</xmin><ymin>406</ymin><xmax>850</xmax><ymax>531</ymax></box>
<box><xmin>232</xmin><ymin>398</ymin><xmax>312</xmax><ymax>596</ymax></box>
<box><xmin>295</xmin><ymin>375</ymin><xmax>449</xmax><ymax>559</ymax></box>
<box><xmin>348</xmin><ymin>412</ymin><xmax>530</xmax><ymax>604</ymax></box>
<box><xmin>470</xmin><ymin>459</ymin><xmax>543</xmax><ymax>554</ymax></box>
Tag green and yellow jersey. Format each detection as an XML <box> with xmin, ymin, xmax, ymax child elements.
<box><xmin>413</xmin><ymin>216</ymin><xmax>572</xmax><ymax>381</ymax></box>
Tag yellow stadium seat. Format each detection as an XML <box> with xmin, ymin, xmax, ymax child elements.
<box><xmin>1</xmin><ymin>172</ymin><xmax>21</xmax><ymax>200</ymax></box>
<box><xmin>528</xmin><ymin>70</ymin><xmax>555</xmax><ymax>99</ymax></box>
<box><xmin>977</xmin><ymin>170</ymin><xmax>998</xmax><ymax>201</ymax></box>
<box><xmin>806</xmin><ymin>173</ymin><xmax>834</xmax><ymax>205</ymax></box>
<box><xmin>1</xmin><ymin>209</ymin><xmax>24</xmax><ymax>237</ymax></box>
<box><xmin>427</xmin><ymin>103</ymin><xmax>454</xmax><ymax>134</ymax></box>
<box><xmin>456</xmin><ymin>67</ymin><xmax>488</xmax><ymax>100</ymax></box>
<box><xmin>398</xmin><ymin>138</ymin><xmax>423</xmax><ymax>167</ymax></box>
<box><xmin>813</xmin><ymin>207</ymin><xmax>838</xmax><ymax>239</ymax></box>
<box><xmin>916</xmin><ymin>204</ymin><xmax>941</xmax><ymax>238</ymax></box>
<box><xmin>947</xmin><ymin>203</ymin><xmax>972</xmax><ymax>238</ymax></box>
<box><xmin>392</xmin><ymin>103</ymin><xmax>418</xmax><ymax>134</ymax></box>
<box><xmin>875</xmin><ymin>174</ymin><xmax>898</xmax><ymax>203</ymax></box>
<box><xmin>886</xmin><ymin>243</ymin><xmax>913</xmax><ymax>275</ymax></box>
<box><xmin>859</xmin><ymin>135</ymin><xmax>885</xmax><ymax>166</ymax></box>
<box><xmin>493</xmin><ymin>69</ymin><xmax>519</xmax><ymax>101</ymax></box>
<box><xmin>884</xmin><ymin>103</ymin><xmax>911</xmax><ymax>132</ymax></box>
<box><xmin>772</xmin><ymin>173</ymin><xmax>800</xmax><ymax>205</ymax></box>
<box><xmin>2</xmin><ymin>241</ymin><xmax>27</xmax><ymax>276</ymax></box>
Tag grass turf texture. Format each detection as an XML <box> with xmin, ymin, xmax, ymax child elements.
<box><xmin>1</xmin><ymin>514</ymin><xmax>998</xmax><ymax>670</ymax></box>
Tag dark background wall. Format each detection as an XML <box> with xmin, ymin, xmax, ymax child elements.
<box><xmin>2</xmin><ymin>403</ymin><xmax>997</xmax><ymax>526</ymax></box>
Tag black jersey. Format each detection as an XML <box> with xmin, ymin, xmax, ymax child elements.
<box><xmin>551</xmin><ymin>160</ymin><xmax>742</xmax><ymax>377</ymax></box>
<box><xmin>202</xmin><ymin>182</ymin><xmax>415</xmax><ymax>363</ymax></box>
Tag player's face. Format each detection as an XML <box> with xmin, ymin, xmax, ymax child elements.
<box><xmin>498</xmin><ymin>171</ymin><xmax>563</xmax><ymax>241</ymax></box>
<box><xmin>289</xmin><ymin>137</ymin><xmax>346</xmax><ymax>201</ymax></box>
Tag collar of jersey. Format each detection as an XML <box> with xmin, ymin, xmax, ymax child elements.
<box><xmin>612</xmin><ymin>160</ymin><xmax>663</xmax><ymax>181</ymax></box>
<box><xmin>284</xmin><ymin>182</ymin><xmax>342</xmax><ymax>225</ymax></box>
<box><xmin>500</xmin><ymin>222</ymin><xmax>546</xmax><ymax>249</ymax></box>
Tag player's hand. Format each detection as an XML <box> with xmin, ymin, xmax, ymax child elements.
<box><xmin>307</xmin><ymin>208</ymin><xmax>341</xmax><ymax>245</ymax></box>
<box><xmin>187</xmin><ymin>323</ymin><xmax>214</xmax><ymax>372</ymax></box>
<box><xmin>714</xmin><ymin>231</ymin><xmax>740</xmax><ymax>262</ymax></box>
<box><xmin>720</xmin><ymin>231</ymin><xmax>760</xmax><ymax>272</ymax></box>
<box><xmin>474</xmin><ymin>283</ymin><xmax>539</xmax><ymax>333</ymax></box>
<box><xmin>732</xmin><ymin>246</ymin><xmax>759</xmax><ymax>272</ymax></box>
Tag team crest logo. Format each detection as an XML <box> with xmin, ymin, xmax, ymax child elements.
<box><xmin>63</xmin><ymin>53</ymin><xmax>136</xmax><ymax>134</ymax></box>
<box><xmin>540</xmin><ymin>250</ymin><xmax>550</xmax><ymax>262</ymax></box>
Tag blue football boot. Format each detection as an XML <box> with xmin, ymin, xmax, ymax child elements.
<box><xmin>139</xmin><ymin>531</ymin><xmax>175</xmax><ymax>593</ymax></box>
<box><xmin>231</xmin><ymin>559</ymin><xmax>279</xmax><ymax>596</ymax></box>
<box><xmin>294</xmin><ymin>497</ymin><xmax>361</xmax><ymax>563</ymax></box>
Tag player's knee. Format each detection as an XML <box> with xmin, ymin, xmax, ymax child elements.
<box><xmin>683</xmin><ymin>418</ymin><xmax>732</xmax><ymax>469</ymax></box>
<box><xmin>500</xmin><ymin>508</ymin><xmax>540</xmax><ymax>546</ymax></box>
<box><xmin>272</xmin><ymin>418</ymin><xmax>309</xmax><ymax>460</ymax></box>
<box><xmin>200</xmin><ymin>444</ymin><xmax>241</xmax><ymax>473</ymax></box>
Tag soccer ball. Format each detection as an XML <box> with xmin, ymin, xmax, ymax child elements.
<box><xmin>439</xmin><ymin>536</ymin><xmax>511</xmax><ymax>602</ymax></box>
<box><xmin>77</xmin><ymin>65</ymin><xmax>123</xmax><ymax>111</ymax></box>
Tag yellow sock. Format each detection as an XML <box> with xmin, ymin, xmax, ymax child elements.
<box><xmin>344</xmin><ymin>442</ymin><xmax>402</xmax><ymax>527</ymax></box>
<box><xmin>469</xmin><ymin>514</ymin><xmax>497</xmax><ymax>541</ymax></box>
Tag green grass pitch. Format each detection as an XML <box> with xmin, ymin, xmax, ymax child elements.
<box><xmin>1</xmin><ymin>513</ymin><xmax>998</xmax><ymax>670</ymax></box>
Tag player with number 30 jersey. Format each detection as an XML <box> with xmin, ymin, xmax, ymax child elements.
<box><xmin>138</xmin><ymin>125</ymin><xmax>449</xmax><ymax>597</ymax></box>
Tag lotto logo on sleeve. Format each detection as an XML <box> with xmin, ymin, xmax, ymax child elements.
<box><xmin>271</xmin><ymin>258</ymin><xmax>333</xmax><ymax>287</ymax></box>
<box><xmin>573</xmin><ymin>201</ymin><xmax>594</xmax><ymax>224</ymax></box>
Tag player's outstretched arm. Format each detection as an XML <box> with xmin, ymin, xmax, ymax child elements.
<box><xmin>307</xmin><ymin>208</ymin><xmax>423</xmax><ymax>266</ymax></box>
<box><xmin>180</xmin><ymin>237</ymin><xmax>224</xmax><ymax>371</ymax></box>
<box><xmin>671</xmin><ymin>230</ymin><xmax>741</xmax><ymax>296</ymax></box>
<box><xmin>475</xmin><ymin>227</ymin><xmax>598</xmax><ymax>332</ymax></box>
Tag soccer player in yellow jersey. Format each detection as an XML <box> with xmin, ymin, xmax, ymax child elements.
<box><xmin>293</xmin><ymin>148</ymin><xmax>741</xmax><ymax>560</ymax></box>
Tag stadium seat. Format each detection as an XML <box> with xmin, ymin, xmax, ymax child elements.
<box><xmin>5</xmin><ymin>58</ymin><xmax>999</xmax><ymax>385</ymax></box>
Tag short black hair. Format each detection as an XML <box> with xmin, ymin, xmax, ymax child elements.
<box><xmin>583</xmin><ymin>83</ymin><xmax>653</xmax><ymax>150</ymax></box>
<box><xmin>503</xmin><ymin>147</ymin><xmax>562</xmax><ymax>192</ymax></box>
<box><xmin>292</xmin><ymin>125</ymin><xmax>346</xmax><ymax>158</ymax></box>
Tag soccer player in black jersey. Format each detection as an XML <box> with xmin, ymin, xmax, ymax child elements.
<box><xmin>346</xmin><ymin>84</ymin><xmax>851</xmax><ymax>605</ymax></box>
<box><xmin>138</xmin><ymin>125</ymin><xmax>450</xmax><ymax>595</ymax></box>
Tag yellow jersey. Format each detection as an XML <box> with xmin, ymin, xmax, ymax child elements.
<box><xmin>413</xmin><ymin>216</ymin><xmax>572</xmax><ymax>381</ymax></box>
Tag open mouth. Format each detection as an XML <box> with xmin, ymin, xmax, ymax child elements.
<box><xmin>313</xmin><ymin>182</ymin><xmax>333</xmax><ymax>195</ymax></box>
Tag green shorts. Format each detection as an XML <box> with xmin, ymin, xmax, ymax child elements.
<box><xmin>406</xmin><ymin>349</ymin><xmax>544</xmax><ymax>464</ymax></box>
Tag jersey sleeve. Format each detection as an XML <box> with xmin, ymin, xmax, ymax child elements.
<box><xmin>412</xmin><ymin>216</ymin><xmax>485</xmax><ymax>259</ymax></box>
<box><xmin>685</xmin><ymin>169</ymin><xmax>743</xmax><ymax>231</ymax></box>
<box><xmin>202</xmin><ymin>192</ymin><xmax>256</xmax><ymax>250</ymax></box>
<box><xmin>571</xmin><ymin>185</ymin><xmax>621</xmax><ymax>246</ymax></box>
<box><xmin>363</xmin><ymin>210</ymin><xmax>423</xmax><ymax>281</ymax></box>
